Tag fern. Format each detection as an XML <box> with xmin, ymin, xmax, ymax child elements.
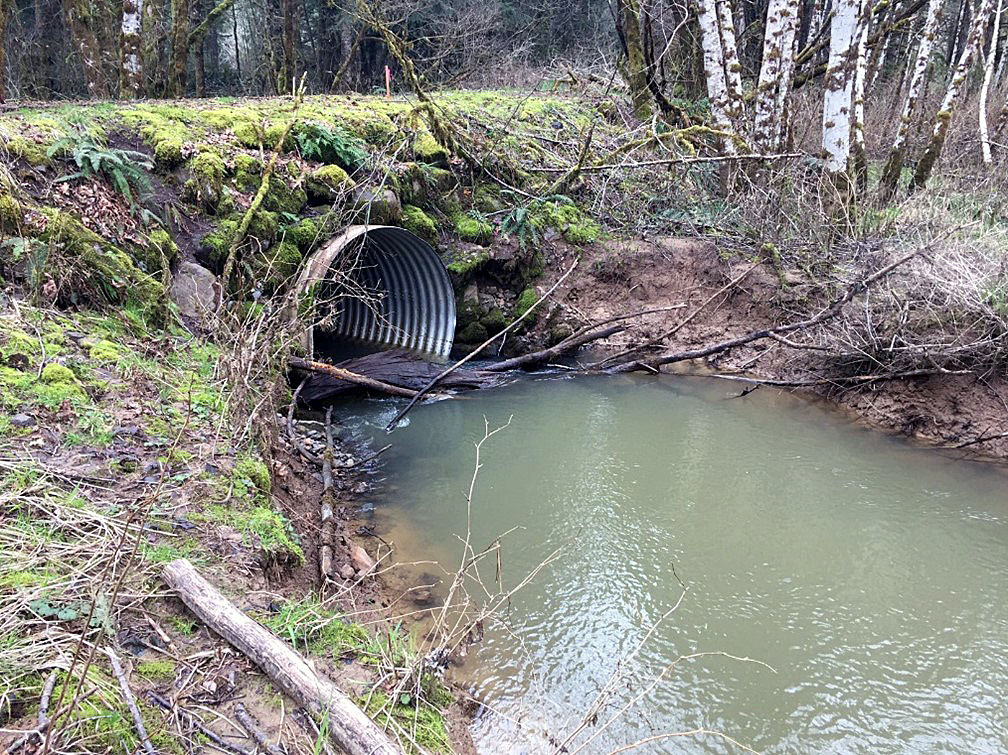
<box><xmin>47</xmin><ymin>130</ymin><xmax>154</xmax><ymax>213</ymax></box>
<box><xmin>294</xmin><ymin>121</ymin><xmax>368</xmax><ymax>172</ymax></box>
<box><xmin>500</xmin><ymin>205</ymin><xmax>540</xmax><ymax>254</ymax></box>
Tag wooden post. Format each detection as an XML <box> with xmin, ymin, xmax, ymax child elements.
<box><xmin>162</xmin><ymin>559</ymin><xmax>400</xmax><ymax>755</ymax></box>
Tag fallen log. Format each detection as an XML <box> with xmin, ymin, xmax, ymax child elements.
<box><xmin>288</xmin><ymin>357</ymin><xmax>421</xmax><ymax>399</ymax></box>
<box><xmin>290</xmin><ymin>350</ymin><xmax>503</xmax><ymax>404</ymax></box>
<box><xmin>161</xmin><ymin>559</ymin><xmax>400</xmax><ymax>755</ymax></box>
<box><xmin>485</xmin><ymin>324</ymin><xmax>625</xmax><ymax>371</ymax></box>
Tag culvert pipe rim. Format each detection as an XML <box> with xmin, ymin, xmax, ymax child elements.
<box><xmin>293</xmin><ymin>225</ymin><xmax>457</xmax><ymax>362</ymax></box>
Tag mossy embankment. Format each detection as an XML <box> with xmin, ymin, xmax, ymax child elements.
<box><xmin>0</xmin><ymin>90</ymin><xmax>618</xmax><ymax>753</ymax></box>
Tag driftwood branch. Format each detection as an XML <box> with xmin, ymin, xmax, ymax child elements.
<box><xmin>700</xmin><ymin>368</ymin><xmax>970</xmax><ymax>388</ymax></box>
<box><xmin>289</xmin><ymin>357</ymin><xmax>421</xmax><ymax>398</ymax></box>
<box><xmin>485</xmin><ymin>324</ymin><xmax>624</xmax><ymax>372</ymax></box>
<box><xmin>161</xmin><ymin>559</ymin><xmax>399</xmax><ymax>755</ymax></box>
<box><xmin>319</xmin><ymin>406</ymin><xmax>336</xmax><ymax>582</ymax></box>
<box><xmin>105</xmin><ymin>647</ymin><xmax>157</xmax><ymax>755</ymax></box>
<box><xmin>234</xmin><ymin>702</ymin><xmax>283</xmax><ymax>755</ymax></box>
<box><xmin>385</xmin><ymin>259</ymin><xmax>579</xmax><ymax>430</ymax></box>
<box><xmin>146</xmin><ymin>691</ymin><xmax>254</xmax><ymax>755</ymax></box>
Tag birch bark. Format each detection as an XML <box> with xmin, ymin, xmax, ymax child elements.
<box><xmin>850</xmin><ymin>9</ymin><xmax>872</xmax><ymax>189</ymax></box>
<box><xmin>912</xmin><ymin>0</ymin><xmax>994</xmax><ymax>188</ymax></box>
<box><xmin>697</xmin><ymin>0</ymin><xmax>738</xmax><ymax>153</ymax></box>
<box><xmin>980</xmin><ymin>0</ymin><xmax>1003</xmax><ymax>162</ymax></box>
<box><xmin>120</xmin><ymin>0</ymin><xmax>144</xmax><ymax>97</ymax></box>
<box><xmin>754</xmin><ymin>0</ymin><xmax>800</xmax><ymax>149</ymax></box>
<box><xmin>878</xmin><ymin>0</ymin><xmax>944</xmax><ymax>196</ymax></box>
<box><xmin>716</xmin><ymin>0</ymin><xmax>745</xmax><ymax>120</ymax></box>
<box><xmin>821</xmin><ymin>0</ymin><xmax>865</xmax><ymax>174</ymax></box>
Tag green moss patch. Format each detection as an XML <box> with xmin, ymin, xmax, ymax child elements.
<box><xmin>402</xmin><ymin>205</ymin><xmax>437</xmax><ymax>243</ymax></box>
<box><xmin>453</xmin><ymin>213</ymin><xmax>492</xmax><ymax>244</ymax></box>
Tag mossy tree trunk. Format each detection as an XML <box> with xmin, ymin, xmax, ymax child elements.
<box><xmin>282</xmin><ymin>0</ymin><xmax>296</xmax><ymax>93</ymax></box>
<box><xmin>912</xmin><ymin>0</ymin><xmax>993</xmax><ymax>190</ymax></box>
<box><xmin>120</xmin><ymin>0</ymin><xmax>143</xmax><ymax>98</ymax></box>
<box><xmin>63</xmin><ymin>0</ymin><xmax>109</xmax><ymax>97</ymax></box>
<box><xmin>170</xmin><ymin>0</ymin><xmax>191</xmax><ymax>96</ymax></box>
<box><xmin>615</xmin><ymin>0</ymin><xmax>654</xmax><ymax>120</ymax></box>
<box><xmin>142</xmin><ymin>0</ymin><xmax>163</xmax><ymax>96</ymax></box>
<box><xmin>0</xmin><ymin>0</ymin><xmax>7</xmax><ymax>103</ymax></box>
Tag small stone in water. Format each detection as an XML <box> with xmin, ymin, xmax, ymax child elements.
<box><xmin>350</xmin><ymin>544</ymin><xmax>376</xmax><ymax>574</ymax></box>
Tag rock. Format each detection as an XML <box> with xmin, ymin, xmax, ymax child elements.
<box><xmin>11</xmin><ymin>413</ymin><xmax>36</xmax><ymax>428</ymax></box>
<box><xmin>339</xmin><ymin>563</ymin><xmax>357</xmax><ymax>580</ymax></box>
<box><xmin>411</xmin><ymin>588</ymin><xmax>434</xmax><ymax>606</ymax></box>
<box><xmin>462</xmin><ymin>283</ymin><xmax>479</xmax><ymax>305</ymax></box>
<box><xmin>350</xmin><ymin>543</ymin><xmax>376</xmax><ymax>575</ymax></box>
<box><xmin>353</xmin><ymin>186</ymin><xmax>402</xmax><ymax>225</ymax></box>
<box><xmin>170</xmin><ymin>262</ymin><xmax>218</xmax><ymax>323</ymax></box>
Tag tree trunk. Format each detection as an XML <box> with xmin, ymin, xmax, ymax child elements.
<box><xmin>232</xmin><ymin>1</ymin><xmax>241</xmax><ymax>90</ymax></box>
<box><xmin>754</xmin><ymin>0</ymin><xmax>801</xmax><ymax>149</ymax></box>
<box><xmin>697</xmin><ymin>0</ymin><xmax>739</xmax><ymax>156</ymax></box>
<box><xmin>850</xmin><ymin>11</ymin><xmax>871</xmax><ymax>192</ymax></box>
<box><xmin>0</xmin><ymin>0</ymin><xmax>7</xmax><ymax>103</ymax></box>
<box><xmin>63</xmin><ymin>0</ymin><xmax>109</xmax><ymax>97</ymax></box>
<box><xmin>878</xmin><ymin>0</ymin><xmax>943</xmax><ymax>196</ymax></box>
<box><xmin>120</xmin><ymin>0</ymin><xmax>144</xmax><ymax>97</ymax></box>
<box><xmin>913</xmin><ymin>0</ymin><xmax>994</xmax><ymax>188</ymax></box>
<box><xmin>615</xmin><ymin>0</ymin><xmax>654</xmax><ymax>119</ymax></box>
<box><xmin>716</xmin><ymin>0</ymin><xmax>745</xmax><ymax>119</ymax></box>
<box><xmin>980</xmin><ymin>0</ymin><xmax>1003</xmax><ymax>162</ymax></box>
<box><xmin>141</xmin><ymin>0</ymin><xmax>162</xmax><ymax>95</ymax></box>
<box><xmin>170</xmin><ymin>0</ymin><xmax>191</xmax><ymax>96</ymax></box>
<box><xmin>282</xmin><ymin>0</ymin><xmax>296</xmax><ymax>93</ymax></box>
<box><xmin>821</xmin><ymin>0</ymin><xmax>864</xmax><ymax>176</ymax></box>
<box><xmin>162</xmin><ymin>560</ymin><xmax>399</xmax><ymax>755</ymax></box>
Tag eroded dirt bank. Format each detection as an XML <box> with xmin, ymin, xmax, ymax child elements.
<box><xmin>471</xmin><ymin>234</ymin><xmax>1008</xmax><ymax>462</ymax></box>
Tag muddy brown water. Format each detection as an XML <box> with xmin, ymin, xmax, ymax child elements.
<box><xmin>343</xmin><ymin>374</ymin><xmax>1008</xmax><ymax>753</ymax></box>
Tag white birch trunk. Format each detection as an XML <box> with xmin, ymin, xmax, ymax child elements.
<box><xmin>771</xmin><ymin>0</ymin><xmax>802</xmax><ymax>149</ymax></box>
<box><xmin>754</xmin><ymin>0</ymin><xmax>800</xmax><ymax>149</ymax></box>
<box><xmin>697</xmin><ymin>0</ymin><xmax>738</xmax><ymax>154</ymax></box>
<box><xmin>851</xmin><ymin>10</ymin><xmax>872</xmax><ymax>174</ymax></box>
<box><xmin>913</xmin><ymin>0</ymin><xmax>995</xmax><ymax>187</ymax></box>
<box><xmin>822</xmin><ymin>0</ymin><xmax>865</xmax><ymax>173</ymax></box>
<box><xmin>980</xmin><ymin>0</ymin><xmax>1003</xmax><ymax>162</ymax></box>
<box><xmin>716</xmin><ymin>0</ymin><xmax>745</xmax><ymax>120</ymax></box>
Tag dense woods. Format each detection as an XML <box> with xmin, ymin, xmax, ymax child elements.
<box><xmin>3</xmin><ymin>0</ymin><xmax>1008</xmax><ymax>195</ymax></box>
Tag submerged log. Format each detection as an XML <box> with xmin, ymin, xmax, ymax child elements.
<box><xmin>289</xmin><ymin>350</ymin><xmax>504</xmax><ymax>404</ymax></box>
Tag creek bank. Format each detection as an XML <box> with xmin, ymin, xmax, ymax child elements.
<box><xmin>479</xmin><ymin>235</ymin><xmax>1008</xmax><ymax>462</ymax></box>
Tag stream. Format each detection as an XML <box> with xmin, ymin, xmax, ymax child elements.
<box><xmin>343</xmin><ymin>374</ymin><xmax>1008</xmax><ymax>753</ymax></box>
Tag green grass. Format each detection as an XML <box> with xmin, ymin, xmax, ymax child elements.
<box><xmin>260</xmin><ymin>596</ymin><xmax>370</xmax><ymax>657</ymax></box>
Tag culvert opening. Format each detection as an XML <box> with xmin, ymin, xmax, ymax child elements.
<box><xmin>295</xmin><ymin>225</ymin><xmax>457</xmax><ymax>363</ymax></box>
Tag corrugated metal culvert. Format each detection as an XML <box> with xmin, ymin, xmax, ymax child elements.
<box><xmin>294</xmin><ymin>225</ymin><xmax>456</xmax><ymax>362</ymax></box>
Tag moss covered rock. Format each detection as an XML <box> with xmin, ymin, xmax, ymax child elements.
<box><xmin>7</xmin><ymin>137</ymin><xmax>50</xmax><ymax>166</ymax></box>
<box><xmin>135</xmin><ymin>229</ymin><xmax>179</xmax><ymax>275</ymax></box>
<box><xmin>234</xmin><ymin>122</ymin><xmax>264</xmax><ymax>148</ymax></box>
<box><xmin>41</xmin><ymin>211</ymin><xmax>167</xmax><ymax>324</ymax></box>
<box><xmin>514</xmin><ymin>287</ymin><xmax>540</xmax><ymax>320</ymax></box>
<box><xmin>285</xmin><ymin>218</ymin><xmax>319</xmax><ymax>253</ymax></box>
<box><xmin>306</xmin><ymin>165</ymin><xmax>355</xmax><ymax>203</ymax></box>
<box><xmin>153</xmin><ymin>137</ymin><xmax>185</xmax><ymax>167</ymax></box>
<box><xmin>234</xmin><ymin>154</ymin><xmax>263</xmax><ymax>193</ymax></box>
<box><xmin>413</xmin><ymin>128</ymin><xmax>449</xmax><ymax>166</ymax></box>
<box><xmin>398</xmin><ymin>162</ymin><xmax>454</xmax><ymax>206</ymax></box>
<box><xmin>40</xmin><ymin>363</ymin><xmax>76</xmax><ymax>384</ymax></box>
<box><xmin>445</xmin><ymin>247</ymin><xmax>489</xmax><ymax>278</ymax></box>
<box><xmin>262</xmin><ymin>177</ymin><xmax>307</xmax><ymax>215</ymax></box>
<box><xmin>458</xmin><ymin>321</ymin><xmax>488</xmax><ymax>344</ymax></box>
<box><xmin>534</xmin><ymin>200</ymin><xmax>600</xmax><ymax>245</ymax></box>
<box><xmin>185</xmin><ymin>151</ymin><xmax>227</xmax><ymax>211</ymax></box>
<box><xmin>352</xmin><ymin>186</ymin><xmax>402</xmax><ymax>225</ymax></box>
<box><xmin>402</xmin><ymin>205</ymin><xmax>437</xmax><ymax>243</ymax></box>
<box><xmin>453</xmin><ymin>213</ymin><xmax>493</xmax><ymax>244</ymax></box>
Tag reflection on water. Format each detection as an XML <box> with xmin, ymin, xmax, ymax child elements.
<box><xmin>347</xmin><ymin>374</ymin><xmax>1008</xmax><ymax>753</ymax></box>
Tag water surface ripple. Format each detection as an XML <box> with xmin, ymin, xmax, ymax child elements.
<box><xmin>349</xmin><ymin>375</ymin><xmax>1008</xmax><ymax>753</ymax></box>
